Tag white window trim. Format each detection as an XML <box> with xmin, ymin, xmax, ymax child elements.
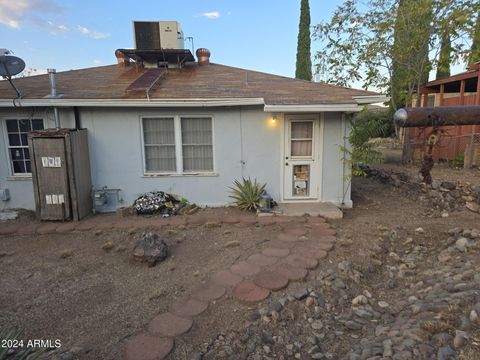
<box><xmin>140</xmin><ymin>114</ymin><xmax>216</xmax><ymax>176</ymax></box>
<box><xmin>2</xmin><ymin>117</ymin><xmax>45</xmax><ymax>178</ymax></box>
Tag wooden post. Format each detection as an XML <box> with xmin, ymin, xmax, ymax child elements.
<box><xmin>440</xmin><ymin>84</ymin><xmax>445</xmax><ymax>105</ymax></box>
<box><xmin>465</xmin><ymin>134</ymin><xmax>475</xmax><ymax>169</ymax></box>
<box><xmin>476</xmin><ymin>73</ymin><xmax>480</xmax><ymax>105</ymax></box>
<box><xmin>460</xmin><ymin>80</ymin><xmax>465</xmax><ymax>105</ymax></box>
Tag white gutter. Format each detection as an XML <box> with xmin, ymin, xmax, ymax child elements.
<box><xmin>0</xmin><ymin>98</ymin><xmax>265</xmax><ymax>108</ymax></box>
<box><xmin>353</xmin><ymin>95</ymin><xmax>390</xmax><ymax>104</ymax></box>
<box><xmin>264</xmin><ymin>104</ymin><xmax>363</xmax><ymax>113</ymax></box>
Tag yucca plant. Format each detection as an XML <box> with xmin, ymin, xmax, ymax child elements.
<box><xmin>0</xmin><ymin>325</ymin><xmax>46</xmax><ymax>360</ymax></box>
<box><xmin>229</xmin><ymin>177</ymin><xmax>266</xmax><ymax>211</ymax></box>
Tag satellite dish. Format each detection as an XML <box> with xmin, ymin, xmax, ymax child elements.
<box><xmin>0</xmin><ymin>50</ymin><xmax>26</xmax><ymax>98</ymax></box>
<box><xmin>0</xmin><ymin>55</ymin><xmax>26</xmax><ymax>77</ymax></box>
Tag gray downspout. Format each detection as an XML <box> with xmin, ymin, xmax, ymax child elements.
<box><xmin>74</xmin><ymin>107</ymin><xmax>81</xmax><ymax>129</ymax></box>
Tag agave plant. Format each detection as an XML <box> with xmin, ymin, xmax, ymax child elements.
<box><xmin>0</xmin><ymin>325</ymin><xmax>46</xmax><ymax>360</ymax></box>
<box><xmin>229</xmin><ymin>177</ymin><xmax>266</xmax><ymax>211</ymax></box>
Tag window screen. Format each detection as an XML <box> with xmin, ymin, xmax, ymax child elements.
<box><xmin>181</xmin><ymin>117</ymin><xmax>213</xmax><ymax>172</ymax></box>
<box><xmin>291</xmin><ymin>121</ymin><xmax>313</xmax><ymax>157</ymax></box>
<box><xmin>143</xmin><ymin>118</ymin><xmax>176</xmax><ymax>172</ymax></box>
<box><xmin>6</xmin><ymin>119</ymin><xmax>43</xmax><ymax>174</ymax></box>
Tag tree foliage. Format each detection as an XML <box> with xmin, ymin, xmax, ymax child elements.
<box><xmin>470</xmin><ymin>11</ymin><xmax>480</xmax><ymax>65</ymax></box>
<box><xmin>314</xmin><ymin>0</ymin><xmax>479</xmax><ymax>109</ymax></box>
<box><xmin>295</xmin><ymin>0</ymin><xmax>312</xmax><ymax>81</ymax></box>
<box><xmin>341</xmin><ymin>109</ymin><xmax>393</xmax><ymax>176</ymax></box>
<box><xmin>436</xmin><ymin>32</ymin><xmax>452</xmax><ymax>79</ymax></box>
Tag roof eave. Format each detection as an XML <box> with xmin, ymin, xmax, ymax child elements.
<box><xmin>264</xmin><ymin>104</ymin><xmax>364</xmax><ymax>113</ymax></box>
<box><xmin>0</xmin><ymin>98</ymin><xmax>265</xmax><ymax>108</ymax></box>
<box><xmin>353</xmin><ymin>95</ymin><xmax>390</xmax><ymax>104</ymax></box>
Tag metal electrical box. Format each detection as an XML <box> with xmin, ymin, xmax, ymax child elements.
<box><xmin>28</xmin><ymin>129</ymin><xmax>92</xmax><ymax>221</ymax></box>
<box><xmin>133</xmin><ymin>21</ymin><xmax>184</xmax><ymax>50</ymax></box>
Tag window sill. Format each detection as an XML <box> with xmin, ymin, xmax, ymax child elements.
<box><xmin>142</xmin><ymin>172</ymin><xmax>219</xmax><ymax>178</ymax></box>
<box><xmin>6</xmin><ymin>176</ymin><xmax>33</xmax><ymax>181</ymax></box>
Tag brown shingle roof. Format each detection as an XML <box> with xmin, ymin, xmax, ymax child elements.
<box><xmin>0</xmin><ymin>63</ymin><xmax>379</xmax><ymax>105</ymax></box>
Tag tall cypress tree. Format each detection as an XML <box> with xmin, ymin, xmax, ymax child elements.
<box><xmin>436</xmin><ymin>32</ymin><xmax>451</xmax><ymax>79</ymax></box>
<box><xmin>295</xmin><ymin>0</ymin><xmax>312</xmax><ymax>81</ymax></box>
<box><xmin>470</xmin><ymin>11</ymin><xmax>480</xmax><ymax>65</ymax></box>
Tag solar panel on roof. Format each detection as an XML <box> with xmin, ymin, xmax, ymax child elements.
<box><xmin>125</xmin><ymin>68</ymin><xmax>167</xmax><ymax>94</ymax></box>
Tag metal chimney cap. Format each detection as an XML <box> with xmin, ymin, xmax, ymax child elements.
<box><xmin>196</xmin><ymin>48</ymin><xmax>211</xmax><ymax>65</ymax></box>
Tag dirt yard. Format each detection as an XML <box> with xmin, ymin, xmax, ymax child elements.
<box><xmin>1</xmin><ymin>164</ymin><xmax>479</xmax><ymax>360</ymax></box>
<box><xmin>0</xmin><ymin>210</ymin><xmax>285</xmax><ymax>360</ymax></box>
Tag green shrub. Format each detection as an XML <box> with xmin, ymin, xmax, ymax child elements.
<box><xmin>229</xmin><ymin>178</ymin><xmax>266</xmax><ymax>211</ymax></box>
<box><xmin>454</xmin><ymin>153</ymin><xmax>464</xmax><ymax>168</ymax></box>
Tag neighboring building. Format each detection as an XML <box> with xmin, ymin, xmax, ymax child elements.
<box><xmin>0</xmin><ymin>23</ymin><xmax>384</xmax><ymax>213</ymax></box>
<box><xmin>405</xmin><ymin>62</ymin><xmax>480</xmax><ymax>164</ymax></box>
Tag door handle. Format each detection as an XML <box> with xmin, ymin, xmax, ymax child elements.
<box><xmin>285</xmin><ymin>156</ymin><xmax>289</xmax><ymax>160</ymax></box>
<box><xmin>285</xmin><ymin>162</ymin><xmax>289</xmax><ymax>166</ymax></box>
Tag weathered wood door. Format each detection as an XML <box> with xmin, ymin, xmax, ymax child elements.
<box><xmin>31</xmin><ymin>137</ymin><xmax>71</xmax><ymax>220</ymax></box>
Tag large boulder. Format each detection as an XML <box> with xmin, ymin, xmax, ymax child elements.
<box><xmin>133</xmin><ymin>232</ymin><xmax>168</xmax><ymax>266</ymax></box>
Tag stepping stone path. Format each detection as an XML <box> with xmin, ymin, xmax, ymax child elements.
<box><xmin>124</xmin><ymin>334</ymin><xmax>173</xmax><ymax>360</ymax></box>
<box><xmin>122</xmin><ymin>215</ymin><xmax>336</xmax><ymax>360</ymax></box>
<box><xmin>233</xmin><ymin>281</ymin><xmax>270</xmax><ymax>303</ymax></box>
<box><xmin>0</xmin><ymin>213</ymin><xmax>336</xmax><ymax>360</ymax></box>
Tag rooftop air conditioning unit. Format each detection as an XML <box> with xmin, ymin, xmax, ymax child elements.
<box><xmin>133</xmin><ymin>21</ymin><xmax>184</xmax><ymax>50</ymax></box>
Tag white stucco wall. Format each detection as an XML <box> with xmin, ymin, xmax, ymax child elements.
<box><xmin>321</xmin><ymin>112</ymin><xmax>352</xmax><ymax>208</ymax></box>
<box><xmin>0</xmin><ymin>106</ymin><xmax>351</xmax><ymax>211</ymax></box>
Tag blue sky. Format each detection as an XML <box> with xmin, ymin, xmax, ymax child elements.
<box><xmin>0</xmin><ymin>0</ymin><xmax>342</xmax><ymax>76</ymax></box>
<box><xmin>0</xmin><ymin>0</ymin><xmax>466</xmax><ymax>86</ymax></box>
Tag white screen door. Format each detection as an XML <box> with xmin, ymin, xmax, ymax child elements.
<box><xmin>284</xmin><ymin>116</ymin><xmax>319</xmax><ymax>200</ymax></box>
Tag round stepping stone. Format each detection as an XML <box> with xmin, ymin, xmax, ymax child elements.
<box><xmin>240</xmin><ymin>218</ymin><xmax>257</xmax><ymax>225</ymax></box>
<box><xmin>231</xmin><ymin>261</ymin><xmax>261</xmax><ymax>277</ymax></box>
<box><xmin>55</xmin><ymin>223</ymin><xmax>77</xmax><ymax>233</ymax></box>
<box><xmin>76</xmin><ymin>222</ymin><xmax>93</xmax><ymax>231</ymax></box>
<box><xmin>190</xmin><ymin>282</ymin><xmax>225</xmax><ymax>302</ymax></box>
<box><xmin>187</xmin><ymin>217</ymin><xmax>207</xmax><ymax>225</ymax></box>
<box><xmin>148</xmin><ymin>312</ymin><xmax>193</xmax><ymax>337</ymax></box>
<box><xmin>167</xmin><ymin>217</ymin><xmax>187</xmax><ymax>226</ymax></box>
<box><xmin>0</xmin><ymin>225</ymin><xmax>17</xmax><ymax>236</ymax></box>
<box><xmin>267</xmin><ymin>240</ymin><xmax>296</xmax><ymax>249</ymax></box>
<box><xmin>262</xmin><ymin>247</ymin><xmax>290</xmax><ymax>257</ymax></box>
<box><xmin>211</xmin><ymin>270</ymin><xmax>243</xmax><ymax>287</ymax></box>
<box><xmin>170</xmin><ymin>297</ymin><xmax>208</xmax><ymax>317</ymax></box>
<box><xmin>253</xmin><ymin>270</ymin><xmax>289</xmax><ymax>291</ymax></box>
<box><xmin>36</xmin><ymin>223</ymin><xmax>59</xmax><ymax>235</ymax></box>
<box><xmin>284</xmin><ymin>227</ymin><xmax>307</xmax><ymax>236</ymax></box>
<box><xmin>247</xmin><ymin>253</ymin><xmax>278</xmax><ymax>267</ymax></box>
<box><xmin>309</xmin><ymin>229</ymin><xmax>336</xmax><ymax>237</ymax></box>
<box><xmin>222</xmin><ymin>216</ymin><xmax>240</xmax><ymax>224</ymax></box>
<box><xmin>124</xmin><ymin>333</ymin><xmax>173</xmax><ymax>360</ymax></box>
<box><xmin>271</xmin><ymin>264</ymin><xmax>308</xmax><ymax>281</ymax></box>
<box><xmin>294</xmin><ymin>247</ymin><xmax>328</xmax><ymax>260</ymax></box>
<box><xmin>257</xmin><ymin>217</ymin><xmax>275</xmax><ymax>226</ymax></box>
<box><xmin>302</xmin><ymin>241</ymin><xmax>334</xmax><ymax>252</ymax></box>
<box><xmin>286</xmin><ymin>254</ymin><xmax>318</xmax><ymax>270</ymax></box>
<box><xmin>308</xmin><ymin>216</ymin><xmax>326</xmax><ymax>223</ymax></box>
<box><xmin>233</xmin><ymin>281</ymin><xmax>270</xmax><ymax>303</ymax></box>
<box><xmin>276</xmin><ymin>233</ymin><xmax>299</xmax><ymax>242</ymax></box>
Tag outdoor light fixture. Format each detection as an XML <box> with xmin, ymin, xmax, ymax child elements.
<box><xmin>270</xmin><ymin>114</ymin><xmax>278</xmax><ymax>126</ymax></box>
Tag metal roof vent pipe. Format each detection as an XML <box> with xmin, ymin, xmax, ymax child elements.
<box><xmin>47</xmin><ymin>68</ymin><xmax>60</xmax><ymax>128</ymax></box>
<box><xmin>196</xmin><ymin>48</ymin><xmax>211</xmax><ymax>65</ymax></box>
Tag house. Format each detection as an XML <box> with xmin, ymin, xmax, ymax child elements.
<box><xmin>0</xmin><ymin>24</ymin><xmax>384</xmax><ymax>215</ymax></box>
<box><xmin>403</xmin><ymin>61</ymin><xmax>480</xmax><ymax>165</ymax></box>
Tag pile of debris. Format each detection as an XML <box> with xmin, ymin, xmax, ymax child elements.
<box><xmin>361</xmin><ymin>166</ymin><xmax>480</xmax><ymax>214</ymax></box>
<box><xmin>133</xmin><ymin>191</ymin><xmax>180</xmax><ymax>216</ymax></box>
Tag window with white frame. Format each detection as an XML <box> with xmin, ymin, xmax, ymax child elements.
<box><xmin>142</xmin><ymin>116</ymin><xmax>214</xmax><ymax>174</ymax></box>
<box><xmin>5</xmin><ymin>119</ymin><xmax>44</xmax><ymax>175</ymax></box>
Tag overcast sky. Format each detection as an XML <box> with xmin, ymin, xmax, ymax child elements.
<box><xmin>0</xmin><ymin>0</ymin><xmax>467</xmax><ymax>89</ymax></box>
